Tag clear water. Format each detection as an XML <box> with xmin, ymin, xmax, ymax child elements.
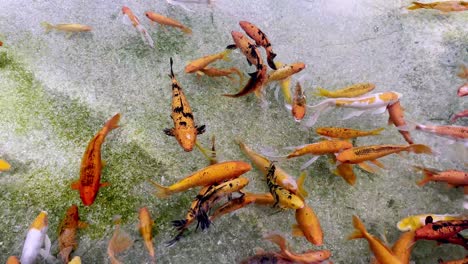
<box><xmin>0</xmin><ymin>0</ymin><xmax>466</xmax><ymax>263</ymax></box>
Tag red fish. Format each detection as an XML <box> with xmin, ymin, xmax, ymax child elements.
<box><xmin>415</xmin><ymin>217</ymin><xmax>468</xmax><ymax>241</ymax></box>
<box><xmin>72</xmin><ymin>114</ymin><xmax>120</xmax><ymax>206</ymax></box>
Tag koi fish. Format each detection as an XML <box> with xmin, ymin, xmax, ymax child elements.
<box><xmin>414</xmin><ymin>166</ymin><xmax>468</xmax><ymax>187</ymax></box>
<box><xmin>264</xmin><ymin>233</ymin><xmax>331</xmax><ymax>264</ymax></box>
<box><xmin>0</xmin><ymin>159</ymin><xmax>11</xmax><ymax>171</ymax></box>
<box><xmin>387</xmin><ymin>101</ymin><xmax>414</xmax><ymax>144</ymax></box>
<box><xmin>314</xmin><ymin>82</ymin><xmax>375</xmax><ymax>98</ymax></box>
<box><xmin>267</xmin><ymin>62</ymin><xmax>306</xmax><ymax>83</ymax></box>
<box><xmin>107</xmin><ymin>217</ymin><xmax>133</xmax><ymax>264</ymax></box>
<box><xmin>336</xmin><ymin>144</ymin><xmax>432</xmax><ymax>164</ymax></box>
<box><xmin>438</xmin><ymin>256</ymin><xmax>468</xmax><ymax>264</ymax></box>
<box><xmin>305</xmin><ymin>91</ymin><xmax>402</xmax><ymax>127</ymax></box>
<box><xmin>58</xmin><ymin>205</ymin><xmax>87</xmax><ymax>263</ymax></box>
<box><xmin>164</xmin><ymin>58</ymin><xmax>205</xmax><ymax>151</ymax></box>
<box><xmin>239</xmin><ymin>21</ymin><xmax>278</xmax><ymax>70</ymax></box>
<box><xmin>415</xmin><ymin>217</ymin><xmax>468</xmax><ymax>240</ymax></box>
<box><xmin>316</xmin><ymin>127</ymin><xmax>384</xmax><ymax>140</ymax></box>
<box><xmin>185</xmin><ymin>49</ymin><xmax>232</xmax><ymax>73</ymax></box>
<box><xmin>407</xmin><ymin>1</ymin><xmax>468</xmax><ymax>12</ymax></box>
<box><xmin>20</xmin><ymin>211</ymin><xmax>52</xmax><ymax>264</ymax></box>
<box><xmin>371</xmin><ymin>231</ymin><xmax>416</xmax><ymax>264</ymax></box>
<box><xmin>236</xmin><ymin>139</ymin><xmax>298</xmax><ymax>192</ymax></box>
<box><xmin>122</xmin><ymin>6</ymin><xmax>154</xmax><ymax>48</ymax></box>
<box><xmin>40</xmin><ymin>22</ymin><xmax>92</xmax><ymax>38</ymax></box>
<box><xmin>292</xmin><ymin>203</ymin><xmax>324</xmax><ymax>246</ymax></box>
<box><xmin>209</xmin><ymin>192</ymin><xmax>274</xmax><ymax>222</ymax></box>
<box><xmin>266</xmin><ymin>164</ymin><xmax>304</xmax><ymax>209</ymax></box>
<box><xmin>145</xmin><ymin>11</ymin><xmax>192</xmax><ymax>34</ymax></box>
<box><xmin>138</xmin><ymin>208</ymin><xmax>155</xmax><ymax>260</ymax></box>
<box><xmin>451</xmin><ymin>109</ymin><xmax>468</xmax><ymax>123</ymax></box>
<box><xmin>398</xmin><ymin>214</ymin><xmax>467</xmax><ymax>232</ymax></box>
<box><xmin>334</xmin><ymin>162</ymin><xmax>357</xmax><ymax>185</ymax></box>
<box><xmin>72</xmin><ymin>113</ymin><xmax>120</xmax><ymax>206</ymax></box>
<box><xmin>285</xmin><ymin>140</ymin><xmax>353</xmax><ymax>170</ymax></box>
<box><xmin>6</xmin><ymin>256</ymin><xmax>20</xmax><ymax>264</ymax></box>
<box><xmin>150</xmin><ymin>161</ymin><xmax>251</xmax><ymax>198</ymax></box>
<box><xmin>458</xmin><ymin>83</ymin><xmax>468</xmax><ymax>97</ymax></box>
<box><xmin>196</xmin><ymin>66</ymin><xmax>244</xmax><ymax>86</ymax></box>
<box><xmin>398</xmin><ymin>121</ymin><xmax>468</xmax><ymax>145</ymax></box>
<box><xmin>290</xmin><ymin>82</ymin><xmax>307</xmax><ymax>122</ymax></box>
<box><xmin>348</xmin><ymin>215</ymin><xmax>403</xmax><ymax>264</ymax></box>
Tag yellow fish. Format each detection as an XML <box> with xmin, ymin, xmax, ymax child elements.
<box><xmin>315</xmin><ymin>83</ymin><xmax>375</xmax><ymax>98</ymax></box>
<box><xmin>0</xmin><ymin>159</ymin><xmax>11</xmax><ymax>171</ymax></box>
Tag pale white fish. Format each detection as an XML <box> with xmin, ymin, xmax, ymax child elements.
<box><xmin>20</xmin><ymin>211</ymin><xmax>53</xmax><ymax>264</ymax></box>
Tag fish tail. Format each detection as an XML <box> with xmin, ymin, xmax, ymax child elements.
<box><xmin>109</xmin><ymin>228</ymin><xmax>133</xmax><ymax>256</ymax></box>
<box><xmin>406</xmin><ymin>144</ymin><xmax>432</xmax><ymax>155</ymax></box>
<box><xmin>171</xmin><ymin>219</ymin><xmax>188</xmax><ymax>230</ymax></box>
<box><xmin>196</xmin><ymin>210</ymin><xmax>211</xmax><ymax>230</ymax></box>
<box><xmin>370</xmin><ymin>127</ymin><xmax>385</xmax><ymax>135</ymax></box>
<box><xmin>296</xmin><ymin>171</ymin><xmax>309</xmax><ymax>199</ymax></box>
<box><xmin>40</xmin><ymin>22</ymin><xmax>54</xmax><ymax>33</ymax></box>
<box><xmin>137</xmin><ymin>24</ymin><xmax>154</xmax><ymax>48</ymax></box>
<box><xmin>263</xmin><ymin>233</ymin><xmax>288</xmax><ymax>253</ymax></box>
<box><xmin>148</xmin><ymin>180</ymin><xmax>171</xmax><ymax>198</ymax></box>
<box><xmin>348</xmin><ymin>215</ymin><xmax>366</xmax><ymax>240</ymax></box>
<box><xmin>181</xmin><ymin>27</ymin><xmax>192</xmax><ymax>34</ymax></box>
<box><xmin>222</xmin><ymin>49</ymin><xmax>232</xmax><ymax>62</ymax></box>
<box><xmin>407</xmin><ymin>2</ymin><xmax>428</xmax><ymax>10</ymax></box>
<box><xmin>314</xmin><ymin>87</ymin><xmax>330</xmax><ymax>97</ymax></box>
<box><xmin>223</xmin><ymin>70</ymin><xmax>260</xmax><ymax>98</ymax></box>
<box><xmin>413</xmin><ymin>166</ymin><xmax>436</xmax><ymax>186</ymax></box>
<box><xmin>105</xmin><ymin>113</ymin><xmax>121</xmax><ymax>131</ymax></box>
<box><xmin>304</xmin><ymin>100</ymin><xmax>332</xmax><ymax>127</ymax></box>
<box><xmin>267</xmin><ymin>50</ymin><xmax>277</xmax><ymax>70</ymax></box>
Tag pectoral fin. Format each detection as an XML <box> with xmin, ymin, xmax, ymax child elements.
<box><xmin>164</xmin><ymin>128</ymin><xmax>175</xmax><ymax>136</ymax></box>
<box><xmin>357</xmin><ymin>162</ymin><xmax>376</xmax><ymax>174</ymax></box>
<box><xmin>343</xmin><ymin>110</ymin><xmax>367</xmax><ymax>120</ymax></box>
<box><xmin>369</xmin><ymin>159</ymin><xmax>385</xmax><ymax>169</ymax></box>
<box><xmin>100</xmin><ymin>182</ymin><xmax>110</xmax><ymax>188</ymax></box>
<box><xmin>71</xmin><ymin>181</ymin><xmax>80</xmax><ymax>190</ymax></box>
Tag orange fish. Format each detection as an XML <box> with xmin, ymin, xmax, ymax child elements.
<box><xmin>286</xmin><ymin>140</ymin><xmax>353</xmax><ymax>170</ymax></box>
<box><xmin>184</xmin><ymin>49</ymin><xmax>232</xmax><ymax>74</ymax></box>
<box><xmin>399</xmin><ymin>121</ymin><xmax>468</xmax><ymax>145</ymax></box>
<box><xmin>6</xmin><ymin>256</ymin><xmax>19</xmax><ymax>264</ymax></box>
<box><xmin>139</xmin><ymin>207</ymin><xmax>155</xmax><ymax>260</ymax></box>
<box><xmin>316</xmin><ymin>127</ymin><xmax>384</xmax><ymax>140</ymax></box>
<box><xmin>292</xmin><ymin>203</ymin><xmax>323</xmax><ymax>246</ymax></box>
<box><xmin>58</xmin><ymin>205</ymin><xmax>87</xmax><ymax>263</ymax></box>
<box><xmin>451</xmin><ymin>109</ymin><xmax>468</xmax><ymax>123</ymax></box>
<box><xmin>414</xmin><ymin>166</ymin><xmax>468</xmax><ymax>187</ymax></box>
<box><xmin>239</xmin><ymin>21</ymin><xmax>277</xmax><ymax>70</ymax></box>
<box><xmin>164</xmin><ymin>58</ymin><xmax>205</xmax><ymax>152</ymax></box>
<box><xmin>209</xmin><ymin>192</ymin><xmax>274</xmax><ymax>222</ymax></box>
<box><xmin>336</xmin><ymin>144</ymin><xmax>432</xmax><ymax>164</ymax></box>
<box><xmin>145</xmin><ymin>11</ymin><xmax>192</xmax><ymax>34</ymax></box>
<box><xmin>72</xmin><ymin>114</ymin><xmax>120</xmax><ymax>206</ymax></box>
<box><xmin>122</xmin><ymin>6</ymin><xmax>154</xmax><ymax>48</ymax></box>
<box><xmin>371</xmin><ymin>231</ymin><xmax>416</xmax><ymax>264</ymax></box>
<box><xmin>196</xmin><ymin>66</ymin><xmax>244</xmax><ymax>86</ymax></box>
<box><xmin>291</xmin><ymin>82</ymin><xmax>306</xmax><ymax>122</ymax></box>
<box><xmin>407</xmin><ymin>1</ymin><xmax>468</xmax><ymax>12</ymax></box>
<box><xmin>387</xmin><ymin>101</ymin><xmax>414</xmax><ymax>144</ymax></box>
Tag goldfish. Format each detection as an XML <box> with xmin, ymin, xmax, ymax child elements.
<box><xmin>122</xmin><ymin>6</ymin><xmax>154</xmax><ymax>48</ymax></box>
<box><xmin>315</xmin><ymin>82</ymin><xmax>375</xmax><ymax>98</ymax></box>
<box><xmin>305</xmin><ymin>91</ymin><xmax>402</xmax><ymax>127</ymax></box>
<box><xmin>0</xmin><ymin>159</ymin><xmax>11</xmax><ymax>171</ymax></box>
<box><xmin>407</xmin><ymin>1</ymin><xmax>468</xmax><ymax>12</ymax></box>
<box><xmin>293</xmin><ymin>203</ymin><xmax>323</xmax><ymax>246</ymax></box>
<box><xmin>336</xmin><ymin>144</ymin><xmax>432</xmax><ymax>164</ymax></box>
<box><xmin>398</xmin><ymin>121</ymin><xmax>468</xmax><ymax>145</ymax></box>
<box><xmin>68</xmin><ymin>256</ymin><xmax>81</xmax><ymax>264</ymax></box>
<box><xmin>58</xmin><ymin>205</ymin><xmax>87</xmax><ymax>263</ymax></box>
<box><xmin>6</xmin><ymin>256</ymin><xmax>20</xmax><ymax>264</ymax></box>
<box><xmin>387</xmin><ymin>101</ymin><xmax>414</xmax><ymax>144</ymax></box>
<box><xmin>139</xmin><ymin>207</ymin><xmax>155</xmax><ymax>261</ymax></box>
<box><xmin>107</xmin><ymin>216</ymin><xmax>133</xmax><ymax>264</ymax></box>
<box><xmin>196</xmin><ymin>67</ymin><xmax>244</xmax><ymax>85</ymax></box>
<box><xmin>398</xmin><ymin>214</ymin><xmax>467</xmax><ymax>232</ymax></box>
<box><xmin>150</xmin><ymin>160</ymin><xmax>251</xmax><ymax>198</ymax></box>
<box><xmin>40</xmin><ymin>22</ymin><xmax>92</xmax><ymax>38</ymax></box>
<box><xmin>334</xmin><ymin>162</ymin><xmax>357</xmax><ymax>185</ymax></box>
<box><xmin>236</xmin><ymin>139</ymin><xmax>298</xmax><ymax>192</ymax></box>
<box><xmin>184</xmin><ymin>49</ymin><xmax>232</xmax><ymax>73</ymax></box>
<box><xmin>371</xmin><ymin>231</ymin><xmax>416</xmax><ymax>264</ymax></box>
<box><xmin>291</xmin><ymin>82</ymin><xmax>307</xmax><ymax>122</ymax></box>
<box><xmin>145</xmin><ymin>11</ymin><xmax>192</xmax><ymax>34</ymax></box>
<box><xmin>20</xmin><ymin>211</ymin><xmax>52</xmax><ymax>264</ymax></box>
<box><xmin>72</xmin><ymin>113</ymin><xmax>120</xmax><ymax>206</ymax></box>
<box><xmin>209</xmin><ymin>192</ymin><xmax>274</xmax><ymax>222</ymax></box>
<box><xmin>266</xmin><ymin>164</ymin><xmax>304</xmax><ymax>209</ymax></box>
<box><xmin>348</xmin><ymin>215</ymin><xmax>403</xmax><ymax>264</ymax></box>
<box><xmin>458</xmin><ymin>83</ymin><xmax>468</xmax><ymax>97</ymax></box>
<box><xmin>438</xmin><ymin>256</ymin><xmax>468</xmax><ymax>264</ymax></box>
<box><xmin>415</xmin><ymin>217</ymin><xmax>468</xmax><ymax>241</ymax></box>
<box><xmin>267</xmin><ymin>62</ymin><xmax>306</xmax><ymax>83</ymax></box>
<box><xmin>414</xmin><ymin>166</ymin><xmax>467</xmax><ymax>187</ymax></box>
<box><xmin>285</xmin><ymin>140</ymin><xmax>353</xmax><ymax>170</ymax></box>
<box><xmin>264</xmin><ymin>233</ymin><xmax>331</xmax><ymax>264</ymax></box>
<box><xmin>239</xmin><ymin>21</ymin><xmax>277</xmax><ymax>70</ymax></box>
<box><xmin>316</xmin><ymin>127</ymin><xmax>384</xmax><ymax>140</ymax></box>
<box><xmin>164</xmin><ymin>58</ymin><xmax>205</xmax><ymax>151</ymax></box>
<box><xmin>451</xmin><ymin>109</ymin><xmax>468</xmax><ymax>123</ymax></box>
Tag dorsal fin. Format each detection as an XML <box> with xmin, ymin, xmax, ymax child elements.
<box><xmin>425</xmin><ymin>216</ymin><xmax>433</xmax><ymax>225</ymax></box>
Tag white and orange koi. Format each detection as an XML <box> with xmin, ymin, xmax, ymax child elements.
<box><xmin>20</xmin><ymin>211</ymin><xmax>52</xmax><ymax>264</ymax></box>
<box><xmin>305</xmin><ymin>92</ymin><xmax>402</xmax><ymax>127</ymax></box>
<box><xmin>122</xmin><ymin>6</ymin><xmax>154</xmax><ymax>48</ymax></box>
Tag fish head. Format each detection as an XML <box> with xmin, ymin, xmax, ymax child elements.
<box><xmin>230</xmin><ymin>31</ymin><xmax>246</xmax><ymax>44</ymax></box>
<box><xmin>30</xmin><ymin>211</ymin><xmax>48</xmax><ymax>230</ymax></box>
<box><xmin>81</xmin><ymin>186</ymin><xmax>97</xmax><ymax>206</ymax></box>
<box><xmin>122</xmin><ymin>6</ymin><xmax>130</xmax><ymax>14</ymax></box>
<box><xmin>66</xmin><ymin>204</ymin><xmax>80</xmax><ymax>220</ymax></box>
<box><xmin>238</xmin><ymin>21</ymin><xmax>252</xmax><ymax>30</ymax></box>
<box><xmin>236</xmin><ymin>161</ymin><xmax>252</xmax><ymax>175</ymax></box>
<box><xmin>288</xmin><ymin>195</ymin><xmax>305</xmax><ymax>209</ymax></box>
<box><xmin>294</xmin><ymin>62</ymin><xmax>307</xmax><ymax>72</ymax></box>
<box><xmin>144</xmin><ymin>12</ymin><xmax>151</xmax><ymax>18</ymax></box>
<box><xmin>234</xmin><ymin>177</ymin><xmax>250</xmax><ymax>190</ymax></box>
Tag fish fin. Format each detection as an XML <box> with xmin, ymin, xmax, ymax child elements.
<box><xmin>300</xmin><ymin>156</ymin><xmax>320</xmax><ymax>170</ymax></box>
<box><xmin>65</xmin><ymin>32</ymin><xmax>74</xmax><ymax>39</ymax></box>
<box><xmin>40</xmin><ymin>22</ymin><xmax>54</xmax><ymax>33</ymax></box>
<box><xmin>121</xmin><ymin>14</ymin><xmax>134</xmax><ymax>26</ymax></box>
<box><xmin>195</xmin><ymin>139</ymin><xmax>217</xmax><ymax>165</ymax></box>
<box><xmin>335</xmin><ymin>163</ymin><xmax>357</xmax><ymax>186</ymax></box>
<box><xmin>137</xmin><ymin>25</ymin><xmax>154</xmax><ymax>48</ymax></box>
<box><xmin>343</xmin><ymin>109</ymin><xmax>367</xmax><ymax>120</ymax></box>
<box><xmin>284</xmin><ymin>103</ymin><xmax>292</xmax><ymax>111</ymax></box>
<box><xmin>357</xmin><ymin>162</ymin><xmax>376</xmax><ymax>174</ymax></box>
<box><xmin>78</xmin><ymin>221</ymin><xmax>89</xmax><ymax>229</ymax></box>
<box><xmin>148</xmin><ymin>180</ymin><xmax>171</xmax><ymax>198</ymax></box>
<box><xmin>246</xmin><ymin>57</ymin><xmax>252</xmax><ymax>66</ymax></box>
<box><xmin>371</xmin><ymin>127</ymin><xmax>385</xmax><ymax>135</ymax></box>
<box><xmin>222</xmin><ymin>49</ymin><xmax>232</xmax><ymax>62</ymax></box>
<box><xmin>304</xmin><ymin>100</ymin><xmax>332</xmax><ymax>127</ymax></box>
<box><xmin>280</xmin><ymin>78</ymin><xmax>292</xmax><ymax>105</ymax></box>
<box><xmin>416</xmin><ymin>172</ymin><xmax>432</xmax><ymax>187</ymax></box>
<box><xmin>263</xmin><ymin>233</ymin><xmax>288</xmax><ymax>253</ymax></box>
<box><xmin>223</xmin><ymin>70</ymin><xmax>260</xmax><ymax>98</ymax></box>
<box><xmin>292</xmin><ymin>224</ymin><xmax>305</xmax><ymax>237</ymax></box>
<box><xmin>181</xmin><ymin>27</ymin><xmax>192</xmax><ymax>34</ymax></box>
<box><xmin>267</xmin><ymin>51</ymin><xmax>277</xmax><ymax>70</ymax></box>
<box><xmin>369</xmin><ymin>159</ymin><xmax>385</xmax><ymax>169</ymax></box>
<box><xmin>407</xmin><ymin>144</ymin><xmax>432</xmax><ymax>155</ymax></box>
<box><xmin>348</xmin><ymin>215</ymin><xmax>366</xmax><ymax>240</ymax></box>
<box><xmin>226</xmin><ymin>44</ymin><xmax>237</xmax><ymax>50</ymax></box>
<box><xmin>196</xmin><ymin>70</ymin><xmax>205</xmax><ymax>77</ymax></box>
<box><xmin>297</xmin><ymin>171</ymin><xmax>309</xmax><ymax>199</ymax></box>
<box><xmin>105</xmin><ymin>113</ymin><xmax>121</xmax><ymax>131</ymax></box>
<box><xmin>163</xmin><ymin>128</ymin><xmax>175</xmax><ymax>136</ymax></box>
<box><xmin>39</xmin><ymin>234</ymin><xmax>52</xmax><ymax>260</ymax></box>
<box><xmin>370</xmin><ymin>106</ymin><xmax>388</xmax><ymax>115</ymax></box>
<box><xmin>0</xmin><ymin>159</ymin><xmax>11</xmax><ymax>171</ymax></box>
<box><xmin>71</xmin><ymin>181</ymin><xmax>80</xmax><ymax>190</ymax></box>
<box><xmin>196</xmin><ymin>125</ymin><xmax>206</xmax><ymax>135</ymax></box>
<box><xmin>100</xmin><ymin>182</ymin><xmax>110</xmax><ymax>188</ymax></box>
<box><xmin>171</xmin><ymin>219</ymin><xmax>188</xmax><ymax>231</ymax></box>
<box><xmin>109</xmin><ymin>227</ymin><xmax>133</xmax><ymax>256</ymax></box>
<box><xmin>314</xmin><ymin>87</ymin><xmax>330</xmax><ymax>97</ymax></box>
<box><xmin>407</xmin><ymin>2</ymin><xmax>427</xmax><ymax>10</ymax></box>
